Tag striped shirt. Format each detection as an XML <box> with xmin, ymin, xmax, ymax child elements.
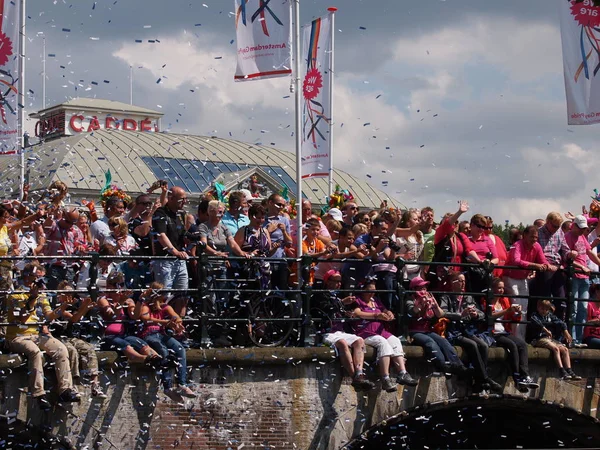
<box><xmin>537</xmin><ymin>225</ymin><xmax>570</xmax><ymax>266</ymax></box>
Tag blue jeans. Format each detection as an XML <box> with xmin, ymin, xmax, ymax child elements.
<box><xmin>153</xmin><ymin>259</ymin><xmax>189</xmax><ymax>297</ymax></box>
<box><xmin>145</xmin><ymin>332</ymin><xmax>188</xmax><ymax>387</ymax></box>
<box><xmin>375</xmin><ymin>271</ymin><xmax>398</xmax><ymax>312</ymax></box>
<box><xmin>101</xmin><ymin>335</ymin><xmax>148</xmax><ymax>353</ymax></box>
<box><xmin>570</xmin><ymin>277</ymin><xmax>590</xmax><ymax>342</ymax></box>
<box><xmin>584</xmin><ymin>336</ymin><xmax>600</xmax><ymax>349</ymax></box>
<box><xmin>410</xmin><ymin>331</ymin><xmax>461</xmax><ymax>370</ymax></box>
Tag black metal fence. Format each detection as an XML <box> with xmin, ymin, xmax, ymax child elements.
<box><xmin>0</xmin><ymin>253</ymin><xmax>596</xmax><ymax>348</ymax></box>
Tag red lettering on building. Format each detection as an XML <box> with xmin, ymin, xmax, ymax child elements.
<box><xmin>87</xmin><ymin>116</ymin><xmax>101</xmax><ymax>132</ymax></box>
<box><xmin>105</xmin><ymin>116</ymin><xmax>120</xmax><ymax>130</ymax></box>
<box><xmin>35</xmin><ymin>111</ymin><xmax>66</xmax><ymax>138</ymax></box>
<box><xmin>140</xmin><ymin>118</ymin><xmax>152</xmax><ymax>132</ymax></box>
<box><xmin>122</xmin><ymin>118</ymin><xmax>137</xmax><ymax>131</ymax></box>
<box><xmin>69</xmin><ymin>114</ymin><xmax>84</xmax><ymax>132</ymax></box>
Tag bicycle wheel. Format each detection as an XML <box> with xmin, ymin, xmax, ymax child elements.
<box><xmin>247</xmin><ymin>294</ymin><xmax>295</xmax><ymax>347</ymax></box>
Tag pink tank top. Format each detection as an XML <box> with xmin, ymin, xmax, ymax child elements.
<box><xmin>104</xmin><ymin>301</ymin><xmax>126</xmax><ymax>336</ymax></box>
<box><xmin>139</xmin><ymin>305</ymin><xmax>170</xmax><ymax>338</ymax></box>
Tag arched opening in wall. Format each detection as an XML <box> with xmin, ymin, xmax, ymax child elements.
<box><xmin>0</xmin><ymin>415</ymin><xmax>74</xmax><ymax>449</ymax></box>
<box><xmin>343</xmin><ymin>395</ymin><xmax>600</xmax><ymax>449</ymax></box>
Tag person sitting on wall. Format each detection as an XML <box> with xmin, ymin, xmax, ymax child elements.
<box><xmin>529</xmin><ymin>299</ymin><xmax>582</xmax><ymax>381</ymax></box>
<box><xmin>439</xmin><ymin>272</ymin><xmax>503</xmax><ymax>394</ymax></box>
<box><xmin>6</xmin><ymin>263</ymin><xmax>81</xmax><ymax>410</ymax></box>
<box><xmin>311</xmin><ymin>270</ymin><xmax>375</xmax><ymax>392</ymax></box>
<box><xmin>352</xmin><ymin>278</ymin><xmax>419</xmax><ymax>392</ymax></box>
<box><xmin>405</xmin><ymin>277</ymin><xmax>469</xmax><ymax>377</ymax></box>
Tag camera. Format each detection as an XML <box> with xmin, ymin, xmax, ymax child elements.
<box><xmin>388</xmin><ymin>240</ymin><xmax>402</xmax><ymax>252</ymax></box>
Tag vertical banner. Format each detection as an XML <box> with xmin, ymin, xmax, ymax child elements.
<box><xmin>0</xmin><ymin>0</ymin><xmax>20</xmax><ymax>154</ymax></box>
<box><xmin>301</xmin><ymin>14</ymin><xmax>331</xmax><ymax>179</ymax></box>
<box><xmin>560</xmin><ymin>0</ymin><xmax>600</xmax><ymax>125</ymax></box>
<box><xmin>234</xmin><ymin>0</ymin><xmax>292</xmax><ymax>81</ymax></box>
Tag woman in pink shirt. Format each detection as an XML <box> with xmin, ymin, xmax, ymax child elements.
<box><xmin>426</xmin><ymin>201</ymin><xmax>478</xmax><ymax>290</ymax></box>
<box><xmin>584</xmin><ymin>283</ymin><xmax>600</xmax><ymax>349</ymax></box>
<box><xmin>503</xmin><ymin>225</ymin><xmax>551</xmax><ymax>341</ymax></box>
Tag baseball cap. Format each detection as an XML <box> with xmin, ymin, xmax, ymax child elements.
<box><xmin>409</xmin><ymin>276</ymin><xmax>430</xmax><ymax>290</ymax></box>
<box><xmin>327</xmin><ymin>208</ymin><xmax>343</xmax><ymax>222</ymax></box>
<box><xmin>574</xmin><ymin>215</ymin><xmax>589</xmax><ymax>229</ymax></box>
<box><xmin>239</xmin><ymin>189</ymin><xmax>253</xmax><ymax>202</ymax></box>
<box><xmin>323</xmin><ymin>269</ymin><xmax>341</xmax><ymax>283</ymax></box>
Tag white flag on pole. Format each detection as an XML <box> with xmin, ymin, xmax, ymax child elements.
<box><xmin>0</xmin><ymin>0</ymin><xmax>20</xmax><ymax>154</ymax></box>
<box><xmin>301</xmin><ymin>14</ymin><xmax>332</xmax><ymax>179</ymax></box>
<box><xmin>234</xmin><ymin>0</ymin><xmax>292</xmax><ymax>81</ymax></box>
<box><xmin>560</xmin><ymin>0</ymin><xmax>600</xmax><ymax>125</ymax></box>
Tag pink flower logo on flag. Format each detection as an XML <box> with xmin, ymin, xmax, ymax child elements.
<box><xmin>571</xmin><ymin>0</ymin><xmax>600</xmax><ymax>27</ymax></box>
<box><xmin>303</xmin><ymin>68</ymin><xmax>323</xmax><ymax>101</ymax></box>
<box><xmin>0</xmin><ymin>31</ymin><xmax>13</xmax><ymax>67</ymax></box>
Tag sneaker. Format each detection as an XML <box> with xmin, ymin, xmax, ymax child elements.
<box><xmin>515</xmin><ymin>380</ymin><xmax>530</xmax><ymax>393</ymax></box>
<box><xmin>145</xmin><ymin>354</ymin><xmax>163</xmax><ymax>369</ymax></box>
<box><xmin>36</xmin><ymin>395</ymin><xmax>52</xmax><ymax>411</ymax></box>
<box><xmin>58</xmin><ymin>388</ymin><xmax>82</xmax><ymax>403</ymax></box>
<box><xmin>485</xmin><ymin>378</ymin><xmax>503</xmax><ymax>393</ymax></box>
<box><xmin>91</xmin><ymin>384</ymin><xmax>108</xmax><ymax>399</ymax></box>
<box><xmin>351</xmin><ymin>373</ymin><xmax>375</xmax><ymax>391</ymax></box>
<box><xmin>559</xmin><ymin>368</ymin><xmax>571</xmax><ymax>380</ymax></box>
<box><xmin>396</xmin><ymin>372</ymin><xmax>418</xmax><ymax>387</ymax></box>
<box><xmin>573</xmin><ymin>342</ymin><xmax>588</xmax><ymax>349</ymax></box>
<box><xmin>164</xmin><ymin>388</ymin><xmax>183</xmax><ymax>401</ymax></box>
<box><xmin>178</xmin><ymin>386</ymin><xmax>198</xmax><ymax>398</ymax></box>
<box><xmin>521</xmin><ymin>376</ymin><xmax>540</xmax><ymax>389</ymax></box>
<box><xmin>450</xmin><ymin>363</ymin><xmax>470</xmax><ymax>377</ymax></box>
<box><xmin>381</xmin><ymin>377</ymin><xmax>397</xmax><ymax>393</ymax></box>
<box><xmin>472</xmin><ymin>382</ymin><xmax>489</xmax><ymax>395</ymax></box>
<box><xmin>567</xmin><ymin>369</ymin><xmax>582</xmax><ymax>381</ymax></box>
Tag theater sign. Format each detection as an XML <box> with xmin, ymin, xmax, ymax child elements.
<box><xmin>30</xmin><ymin>98</ymin><xmax>164</xmax><ymax>141</ymax></box>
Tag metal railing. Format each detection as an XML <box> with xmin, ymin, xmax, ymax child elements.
<box><xmin>0</xmin><ymin>252</ymin><xmax>596</xmax><ymax>347</ymax></box>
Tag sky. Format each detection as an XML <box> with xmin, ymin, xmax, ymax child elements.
<box><xmin>19</xmin><ymin>0</ymin><xmax>600</xmax><ymax>224</ymax></box>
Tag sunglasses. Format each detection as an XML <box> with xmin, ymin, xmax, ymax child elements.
<box><xmin>274</xmin><ymin>203</ymin><xmax>285</xmax><ymax>208</ymax></box>
<box><xmin>139</xmin><ymin>201</ymin><xmax>153</xmax><ymax>206</ymax></box>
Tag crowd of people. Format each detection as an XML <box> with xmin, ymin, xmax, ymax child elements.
<box><xmin>0</xmin><ymin>179</ymin><xmax>598</xmax><ymax>407</ymax></box>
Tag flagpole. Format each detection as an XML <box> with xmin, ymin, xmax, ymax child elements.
<box><xmin>42</xmin><ymin>34</ymin><xmax>45</xmax><ymax>109</ymax></box>
<box><xmin>129</xmin><ymin>65</ymin><xmax>133</xmax><ymax>105</ymax></box>
<box><xmin>19</xmin><ymin>0</ymin><xmax>26</xmax><ymax>201</ymax></box>
<box><xmin>293</xmin><ymin>0</ymin><xmax>303</xmax><ymax>259</ymax></box>
<box><xmin>327</xmin><ymin>7</ymin><xmax>336</xmax><ymax>200</ymax></box>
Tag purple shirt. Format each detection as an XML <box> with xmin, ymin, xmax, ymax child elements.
<box><xmin>353</xmin><ymin>297</ymin><xmax>392</xmax><ymax>339</ymax></box>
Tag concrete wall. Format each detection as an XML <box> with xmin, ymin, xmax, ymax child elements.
<box><xmin>1</xmin><ymin>346</ymin><xmax>600</xmax><ymax>449</ymax></box>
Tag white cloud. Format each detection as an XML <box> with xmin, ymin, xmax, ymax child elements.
<box><xmin>104</xmin><ymin>18</ymin><xmax>600</xmax><ymax>224</ymax></box>
<box><xmin>392</xmin><ymin>17</ymin><xmax>561</xmax><ymax>82</ymax></box>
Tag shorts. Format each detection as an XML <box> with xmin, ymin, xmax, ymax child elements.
<box><xmin>532</xmin><ymin>337</ymin><xmax>565</xmax><ymax>349</ymax></box>
<box><xmin>364</xmin><ymin>335</ymin><xmax>404</xmax><ymax>360</ymax></box>
<box><xmin>323</xmin><ymin>331</ymin><xmax>362</xmax><ymax>347</ymax></box>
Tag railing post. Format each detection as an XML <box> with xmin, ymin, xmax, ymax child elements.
<box><xmin>483</xmin><ymin>260</ymin><xmax>495</xmax><ymax>329</ymax></box>
<box><xmin>88</xmin><ymin>252</ymin><xmax>99</xmax><ymax>305</ymax></box>
<box><xmin>394</xmin><ymin>258</ymin><xmax>406</xmax><ymax>332</ymax></box>
<box><xmin>199</xmin><ymin>252</ymin><xmax>211</xmax><ymax>347</ymax></box>
<box><xmin>300</xmin><ymin>255</ymin><xmax>313</xmax><ymax>347</ymax></box>
<box><xmin>565</xmin><ymin>259</ymin><xmax>575</xmax><ymax>333</ymax></box>
<box><xmin>87</xmin><ymin>252</ymin><xmax>100</xmax><ymax>344</ymax></box>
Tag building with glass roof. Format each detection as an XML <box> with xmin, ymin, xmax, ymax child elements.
<box><xmin>0</xmin><ymin>99</ymin><xmax>397</xmax><ymax>209</ymax></box>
